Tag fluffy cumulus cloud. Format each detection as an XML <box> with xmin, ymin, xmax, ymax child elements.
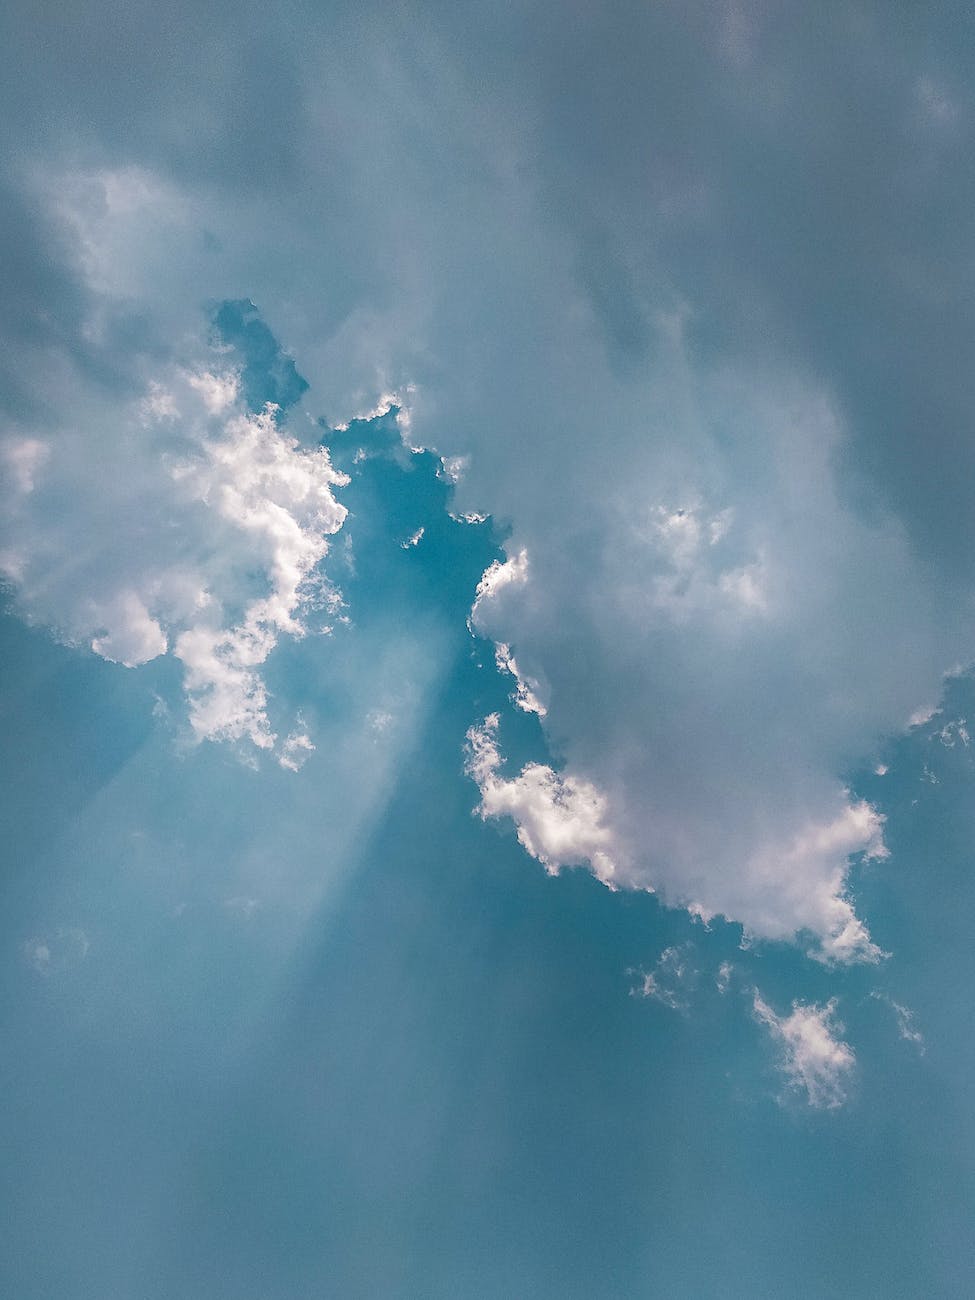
<box><xmin>752</xmin><ymin>992</ymin><xmax>856</xmax><ymax>1109</ymax></box>
<box><xmin>4</xmin><ymin>1</ymin><xmax>975</xmax><ymax>957</ymax></box>
<box><xmin>1</xmin><ymin>360</ymin><xmax>347</xmax><ymax>757</ymax></box>
<box><xmin>467</xmin><ymin>386</ymin><xmax>947</xmax><ymax>964</ymax></box>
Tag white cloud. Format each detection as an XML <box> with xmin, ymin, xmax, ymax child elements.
<box><xmin>41</xmin><ymin>164</ymin><xmax>194</xmax><ymax>302</ymax></box>
<box><xmin>0</xmin><ymin>362</ymin><xmax>348</xmax><ymax>761</ymax></box>
<box><xmin>470</xmin><ymin>548</ymin><xmax>530</xmax><ymax>623</ymax></box>
<box><xmin>465</xmin><ymin>713</ymin><xmax>618</xmax><ymax>885</ymax></box>
<box><xmin>279</xmin><ymin>728</ymin><xmax>315</xmax><ymax>773</ymax></box>
<box><xmin>871</xmin><ymin>992</ymin><xmax>925</xmax><ymax>1053</ymax></box>
<box><xmin>466</xmin><ymin>383</ymin><xmax>952</xmax><ymax>965</ymax></box>
<box><xmin>367</xmin><ymin>708</ymin><xmax>394</xmax><ymax>735</ymax></box>
<box><xmin>753</xmin><ymin>992</ymin><xmax>855</xmax><ymax>1108</ymax></box>
<box><xmin>937</xmin><ymin>718</ymin><xmax>970</xmax><ymax>748</ymax></box>
<box><xmin>629</xmin><ymin>944</ymin><xmax>695</xmax><ymax>1010</ymax></box>
<box><xmin>439</xmin><ymin>455</ymin><xmax>469</xmax><ymax>484</ymax></box>
<box><xmin>909</xmin><ymin>702</ymin><xmax>941</xmax><ymax>729</ymax></box>
<box><xmin>1</xmin><ymin>437</ymin><xmax>49</xmax><ymax>495</ymax></box>
<box><xmin>332</xmin><ymin>387</ymin><xmax>416</xmax><ymax>446</ymax></box>
<box><xmin>493</xmin><ymin>642</ymin><xmax>547</xmax><ymax>716</ymax></box>
<box><xmin>187</xmin><ymin>370</ymin><xmax>239</xmax><ymax>416</ymax></box>
<box><xmin>139</xmin><ymin>382</ymin><xmax>179</xmax><ymax>425</ymax></box>
<box><xmin>636</xmin><ymin>501</ymin><xmax>769</xmax><ymax>620</ymax></box>
<box><xmin>90</xmin><ymin>590</ymin><xmax>169</xmax><ymax>667</ymax></box>
<box><xmin>23</xmin><ymin>927</ymin><xmax>90</xmax><ymax>976</ymax></box>
<box><xmin>11</xmin><ymin>20</ymin><xmax>975</xmax><ymax>978</ymax></box>
<box><xmin>712</xmin><ymin>800</ymin><xmax>888</xmax><ymax>966</ymax></box>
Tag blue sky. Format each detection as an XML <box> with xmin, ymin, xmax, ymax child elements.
<box><xmin>2</xmin><ymin>3</ymin><xmax>975</xmax><ymax>1296</ymax></box>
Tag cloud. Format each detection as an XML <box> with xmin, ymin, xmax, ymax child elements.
<box><xmin>279</xmin><ymin>728</ymin><xmax>315</xmax><ymax>773</ymax></box>
<box><xmin>465</xmin><ymin>714</ymin><xmax>618</xmax><ymax>886</ymax></box>
<box><xmin>1</xmin><ymin>436</ymin><xmax>48</xmax><ymax>495</ymax></box>
<box><xmin>468</xmin><ymin>383</ymin><xmax>927</xmax><ymax>965</ymax></box>
<box><xmin>871</xmin><ymin>993</ymin><xmax>925</xmax><ymax>1054</ymax></box>
<box><xmin>493</xmin><ymin>642</ymin><xmax>547</xmax><ymax>717</ymax></box>
<box><xmin>90</xmin><ymin>591</ymin><xmax>169</xmax><ymax>667</ymax></box>
<box><xmin>23</xmin><ymin>927</ymin><xmax>90</xmax><ymax>976</ymax></box>
<box><xmin>472</xmin><ymin>501</ymin><xmax>893</xmax><ymax>963</ymax></box>
<box><xmin>0</xmin><ymin>341</ymin><xmax>348</xmax><ymax>760</ymax></box>
<box><xmin>753</xmin><ymin>992</ymin><xmax>855</xmax><ymax>1109</ymax></box>
<box><xmin>629</xmin><ymin>944</ymin><xmax>696</xmax><ymax>1011</ymax></box>
<box><xmin>5</xmin><ymin>2</ymin><xmax>975</xmax><ymax>959</ymax></box>
<box><xmin>470</xmin><ymin>550</ymin><xmax>531</xmax><ymax>624</ymax></box>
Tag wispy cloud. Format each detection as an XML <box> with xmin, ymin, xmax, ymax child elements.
<box><xmin>753</xmin><ymin>992</ymin><xmax>855</xmax><ymax>1109</ymax></box>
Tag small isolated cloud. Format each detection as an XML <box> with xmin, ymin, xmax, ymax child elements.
<box><xmin>1</xmin><ymin>437</ymin><xmax>49</xmax><ymax>495</ymax></box>
<box><xmin>367</xmin><ymin>708</ymin><xmax>394</xmax><ymax>735</ymax></box>
<box><xmin>753</xmin><ymin>992</ymin><xmax>855</xmax><ymax>1109</ymax></box>
<box><xmin>465</xmin><ymin>713</ymin><xmax>618</xmax><ymax>885</ymax></box>
<box><xmin>279</xmin><ymin>728</ymin><xmax>315</xmax><ymax>773</ymax></box>
<box><xmin>937</xmin><ymin>718</ymin><xmax>970</xmax><ymax>749</ymax></box>
<box><xmin>716</xmin><ymin>960</ymin><xmax>734</xmax><ymax>994</ymax></box>
<box><xmin>23</xmin><ymin>927</ymin><xmax>90</xmax><ymax>976</ymax></box>
<box><xmin>871</xmin><ymin>992</ymin><xmax>925</xmax><ymax>1054</ymax></box>
<box><xmin>629</xmin><ymin>944</ymin><xmax>695</xmax><ymax>1010</ymax></box>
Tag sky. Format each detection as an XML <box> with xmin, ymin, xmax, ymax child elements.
<box><xmin>1</xmin><ymin>2</ymin><xmax>975</xmax><ymax>1296</ymax></box>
